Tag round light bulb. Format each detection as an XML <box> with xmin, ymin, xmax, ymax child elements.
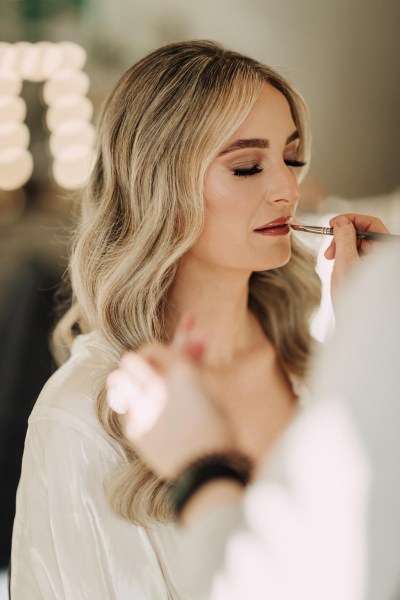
<box><xmin>18</xmin><ymin>43</ymin><xmax>44</xmax><ymax>82</ymax></box>
<box><xmin>0</xmin><ymin>147</ymin><xmax>33</xmax><ymax>190</ymax></box>
<box><xmin>43</xmin><ymin>69</ymin><xmax>90</xmax><ymax>105</ymax></box>
<box><xmin>57</xmin><ymin>42</ymin><xmax>87</xmax><ymax>71</ymax></box>
<box><xmin>46</xmin><ymin>95</ymin><xmax>93</xmax><ymax>131</ymax></box>
<box><xmin>13</xmin><ymin>42</ymin><xmax>33</xmax><ymax>72</ymax></box>
<box><xmin>0</xmin><ymin>43</ymin><xmax>18</xmax><ymax>71</ymax></box>
<box><xmin>52</xmin><ymin>144</ymin><xmax>93</xmax><ymax>190</ymax></box>
<box><xmin>0</xmin><ymin>42</ymin><xmax>11</xmax><ymax>62</ymax></box>
<box><xmin>0</xmin><ymin>70</ymin><xmax>23</xmax><ymax>96</ymax></box>
<box><xmin>36</xmin><ymin>42</ymin><xmax>63</xmax><ymax>80</ymax></box>
<box><xmin>0</xmin><ymin>95</ymin><xmax>27</xmax><ymax>123</ymax></box>
<box><xmin>0</xmin><ymin>121</ymin><xmax>30</xmax><ymax>150</ymax></box>
<box><xmin>49</xmin><ymin>119</ymin><xmax>95</xmax><ymax>156</ymax></box>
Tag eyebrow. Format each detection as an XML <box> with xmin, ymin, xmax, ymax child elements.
<box><xmin>219</xmin><ymin>130</ymin><xmax>300</xmax><ymax>156</ymax></box>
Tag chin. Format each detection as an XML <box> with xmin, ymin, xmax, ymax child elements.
<box><xmin>253</xmin><ymin>246</ymin><xmax>292</xmax><ymax>272</ymax></box>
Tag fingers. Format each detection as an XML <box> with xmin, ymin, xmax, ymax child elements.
<box><xmin>324</xmin><ymin>238</ymin><xmax>336</xmax><ymax>260</ymax></box>
<box><xmin>171</xmin><ymin>314</ymin><xmax>207</xmax><ymax>364</ymax></box>
<box><xmin>107</xmin><ymin>368</ymin><xmax>143</xmax><ymax>414</ymax></box>
<box><xmin>120</xmin><ymin>351</ymin><xmax>160</xmax><ymax>387</ymax></box>
<box><xmin>324</xmin><ymin>213</ymin><xmax>389</xmax><ymax>261</ymax></box>
<box><xmin>106</xmin><ymin>314</ymin><xmax>208</xmax><ymax>425</ymax></box>
<box><xmin>331</xmin><ymin>213</ymin><xmax>389</xmax><ymax>234</ymax></box>
<box><xmin>172</xmin><ymin>314</ymin><xmax>195</xmax><ymax>351</ymax></box>
<box><xmin>107</xmin><ymin>357</ymin><xmax>168</xmax><ymax>440</ymax></box>
<box><xmin>324</xmin><ymin>215</ymin><xmax>358</xmax><ymax>262</ymax></box>
<box><xmin>185</xmin><ymin>335</ymin><xmax>207</xmax><ymax>362</ymax></box>
<box><xmin>324</xmin><ymin>213</ymin><xmax>389</xmax><ymax>307</ymax></box>
<box><xmin>107</xmin><ymin>352</ymin><xmax>163</xmax><ymax>416</ymax></box>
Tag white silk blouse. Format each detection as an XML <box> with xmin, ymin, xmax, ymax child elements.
<box><xmin>11</xmin><ymin>331</ymin><xmax>182</xmax><ymax>599</ymax></box>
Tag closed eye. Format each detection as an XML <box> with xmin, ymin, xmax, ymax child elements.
<box><xmin>284</xmin><ymin>160</ymin><xmax>307</xmax><ymax>168</ymax></box>
<box><xmin>233</xmin><ymin>165</ymin><xmax>263</xmax><ymax>177</ymax></box>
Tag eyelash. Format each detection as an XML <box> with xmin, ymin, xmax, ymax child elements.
<box><xmin>233</xmin><ymin>160</ymin><xmax>307</xmax><ymax>178</ymax></box>
<box><xmin>285</xmin><ymin>160</ymin><xmax>307</xmax><ymax>168</ymax></box>
<box><xmin>233</xmin><ymin>166</ymin><xmax>262</xmax><ymax>177</ymax></box>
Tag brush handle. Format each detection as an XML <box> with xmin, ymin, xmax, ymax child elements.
<box><xmin>355</xmin><ymin>229</ymin><xmax>400</xmax><ymax>242</ymax></box>
<box><xmin>291</xmin><ymin>224</ymin><xmax>400</xmax><ymax>243</ymax></box>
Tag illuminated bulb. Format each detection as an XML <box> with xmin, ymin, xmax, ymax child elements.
<box><xmin>0</xmin><ymin>42</ymin><xmax>10</xmax><ymax>63</ymax></box>
<box><xmin>43</xmin><ymin>69</ymin><xmax>90</xmax><ymax>105</ymax></box>
<box><xmin>52</xmin><ymin>144</ymin><xmax>93</xmax><ymax>189</ymax></box>
<box><xmin>35</xmin><ymin>42</ymin><xmax>63</xmax><ymax>80</ymax></box>
<box><xmin>19</xmin><ymin>43</ymin><xmax>43</xmax><ymax>82</ymax></box>
<box><xmin>12</xmin><ymin>42</ymin><xmax>33</xmax><ymax>71</ymax></box>
<box><xmin>46</xmin><ymin>94</ymin><xmax>93</xmax><ymax>131</ymax></box>
<box><xmin>0</xmin><ymin>122</ymin><xmax>30</xmax><ymax>150</ymax></box>
<box><xmin>57</xmin><ymin>42</ymin><xmax>87</xmax><ymax>71</ymax></box>
<box><xmin>16</xmin><ymin>41</ymin><xmax>63</xmax><ymax>82</ymax></box>
<box><xmin>0</xmin><ymin>43</ymin><xmax>18</xmax><ymax>71</ymax></box>
<box><xmin>0</xmin><ymin>70</ymin><xmax>22</xmax><ymax>96</ymax></box>
<box><xmin>0</xmin><ymin>95</ymin><xmax>27</xmax><ymax>123</ymax></box>
<box><xmin>0</xmin><ymin>147</ymin><xmax>33</xmax><ymax>190</ymax></box>
<box><xmin>49</xmin><ymin>119</ymin><xmax>95</xmax><ymax>156</ymax></box>
<box><xmin>0</xmin><ymin>41</ymin><xmax>92</xmax><ymax>190</ymax></box>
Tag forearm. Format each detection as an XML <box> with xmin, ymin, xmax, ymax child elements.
<box><xmin>180</xmin><ymin>478</ymin><xmax>244</xmax><ymax>525</ymax></box>
<box><xmin>174</xmin><ymin>492</ymin><xmax>246</xmax><ymax>599</ymax></box>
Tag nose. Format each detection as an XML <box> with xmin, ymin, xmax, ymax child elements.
<box><xmin>266</xmin><ymin>161</ymin><xmax>300</xmax><ymax>206</ymax></box>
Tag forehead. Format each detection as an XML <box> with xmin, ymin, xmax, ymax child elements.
<box><xmin>231</xmin><ymin>83</ymin><xmax>296</xmax><ymax>142</ymax></box>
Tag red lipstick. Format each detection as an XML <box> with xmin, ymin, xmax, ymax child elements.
<box><xmin>254</xmin><ymin>216</ymin><xmax>292</xmax><ymax>236</ymax></box>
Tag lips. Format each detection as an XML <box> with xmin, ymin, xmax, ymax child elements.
<box><xmin>254</xmin><ymin>216</ymin><xmax>292</xmax><ymax>236</ymax></box>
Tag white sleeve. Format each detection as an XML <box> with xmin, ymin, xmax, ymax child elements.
<box><xmin>169</xmin><ymin>400</ymin><xmax>368</xmax><ymax>600</ymax></box>
<box><xmin>208</xmin><ymin>401</ymin><xmax>369</xmax><ymax>600</ymax></box>
<box><xmin>312</xmin><ymin>244</ymin><xmax>400</xmax><ymax>600</ymax></box>
<box><xmin>11</xmin><ymin>417</ymin><xmax>172</xmax><ymax>600</ymax></box>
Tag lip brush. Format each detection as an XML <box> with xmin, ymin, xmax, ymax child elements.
<box><xmin>290</xmin><ymin>223</ymin><xmax>400</xmax><ymax>243</ymax></box>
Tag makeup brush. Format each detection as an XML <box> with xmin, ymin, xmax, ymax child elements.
<box><xmin>290</xmin><ymin>223</ymin><xmax>400</xmax><ymax>243</ymax></box>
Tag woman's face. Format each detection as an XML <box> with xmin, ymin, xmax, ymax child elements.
<box><xmin>190</xmin><ymin>83</ymin><xmax>304</xmax><ymax>273</ymax></box>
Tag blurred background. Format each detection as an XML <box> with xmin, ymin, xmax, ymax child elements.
<box><xmin>0</xmin><ymin>0</ymin><xmax>399</xmax><ymax>594</ymax></box>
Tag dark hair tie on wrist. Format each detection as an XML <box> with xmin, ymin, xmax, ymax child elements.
<box><xmin>169</xmin><ymin>451</ymin><xmax>253</xmax><ymax>520</ymax></box>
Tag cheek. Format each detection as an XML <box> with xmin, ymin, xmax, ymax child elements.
<box><xmin>190</xmin><ymin>197</ymin><xmax>251</xmax><ymax>269</ymax></box>
<box><xmin>201</xmin><ymin>173</ymin><xmax>253</xmax><ymax>250</ymax></box>
<box><xmin>204</xmin><ymin>168</ymin><xmax>254</xmax><ymax>224</ymax></box>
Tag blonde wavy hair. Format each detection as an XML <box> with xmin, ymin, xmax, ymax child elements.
<box><xmin>53</xmin><ymin>40</ymin><xmax>321</xmax><ymax>525</ymax></box>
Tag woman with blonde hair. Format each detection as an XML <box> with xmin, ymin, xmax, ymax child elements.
<box><xmin>11</xmin><ymin>39</ymin><xmax>333</xmax><ymax>598</ymax></box>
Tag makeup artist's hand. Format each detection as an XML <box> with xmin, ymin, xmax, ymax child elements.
<box><xmin>106</xmin><ymin>318</ymin><xmax>235</xmax><ymax>480</ymax></box>
<box><xmin>324</xmin><ymin>213</ymin><xmax>389</xmax><ymax>304</ymax></box>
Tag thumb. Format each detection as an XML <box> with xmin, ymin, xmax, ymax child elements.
<box><xmin>330</xmin><ymin>216</ymin><xmax>360</xmax><ymax>305</ymax></box>
<box><xmin>331</xmin><ymin>215</ymin><xmax>358</xmax><ymax>264</ymax></box>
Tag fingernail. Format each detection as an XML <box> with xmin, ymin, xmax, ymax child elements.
<box><xmin>107</xmin><ymin>386</ymin><xmax>129</xmax><ymax>414</ymax></box>
<box><xmin>181</xmin><ymin>314</ymin><xmax>195</xmax><ymax>332</ymax></box>
<box><xmin>173</xmin><ymin>315</ymin><xmax>195</xmax><ymax>350</ymax></box>
<box><xmin>187</xmin><ymin>340</ymin><xmax>206</xmax><ymax>361</ymax></box>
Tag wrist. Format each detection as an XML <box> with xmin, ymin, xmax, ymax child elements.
<box><xmin>179</xmin><ymin>479</ymin><xmax>243</xmax><ymax>524</ymax></box>
<box><xmin>166</xmin><ymin>425</ymin><xmax>236</xmax><ymax>480</ymax></box>
<box><xmin>168</xmin><ymin>451</ymin><xmax>253</xmax><ymax>521</ymax></box>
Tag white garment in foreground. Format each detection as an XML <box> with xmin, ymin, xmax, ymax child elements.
<box><xmin>177</xmin><ymin>401</ymin><xmax>369</xmax><ymax>600</ymax></box>
<box><xmin>11</xmin><ymin>332</ymin><xmax>181</xmax><ymax>600</ymax></box>
<box><xmin>176</xmin><ymin>244</ymin><xmax>400</xmax><ymax>600</ymax></box>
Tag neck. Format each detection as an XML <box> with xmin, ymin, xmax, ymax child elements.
<box><xmin>164</xmin><ymin>254</ymin><xmax>264</xmax><ymax>368</ymax></box>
